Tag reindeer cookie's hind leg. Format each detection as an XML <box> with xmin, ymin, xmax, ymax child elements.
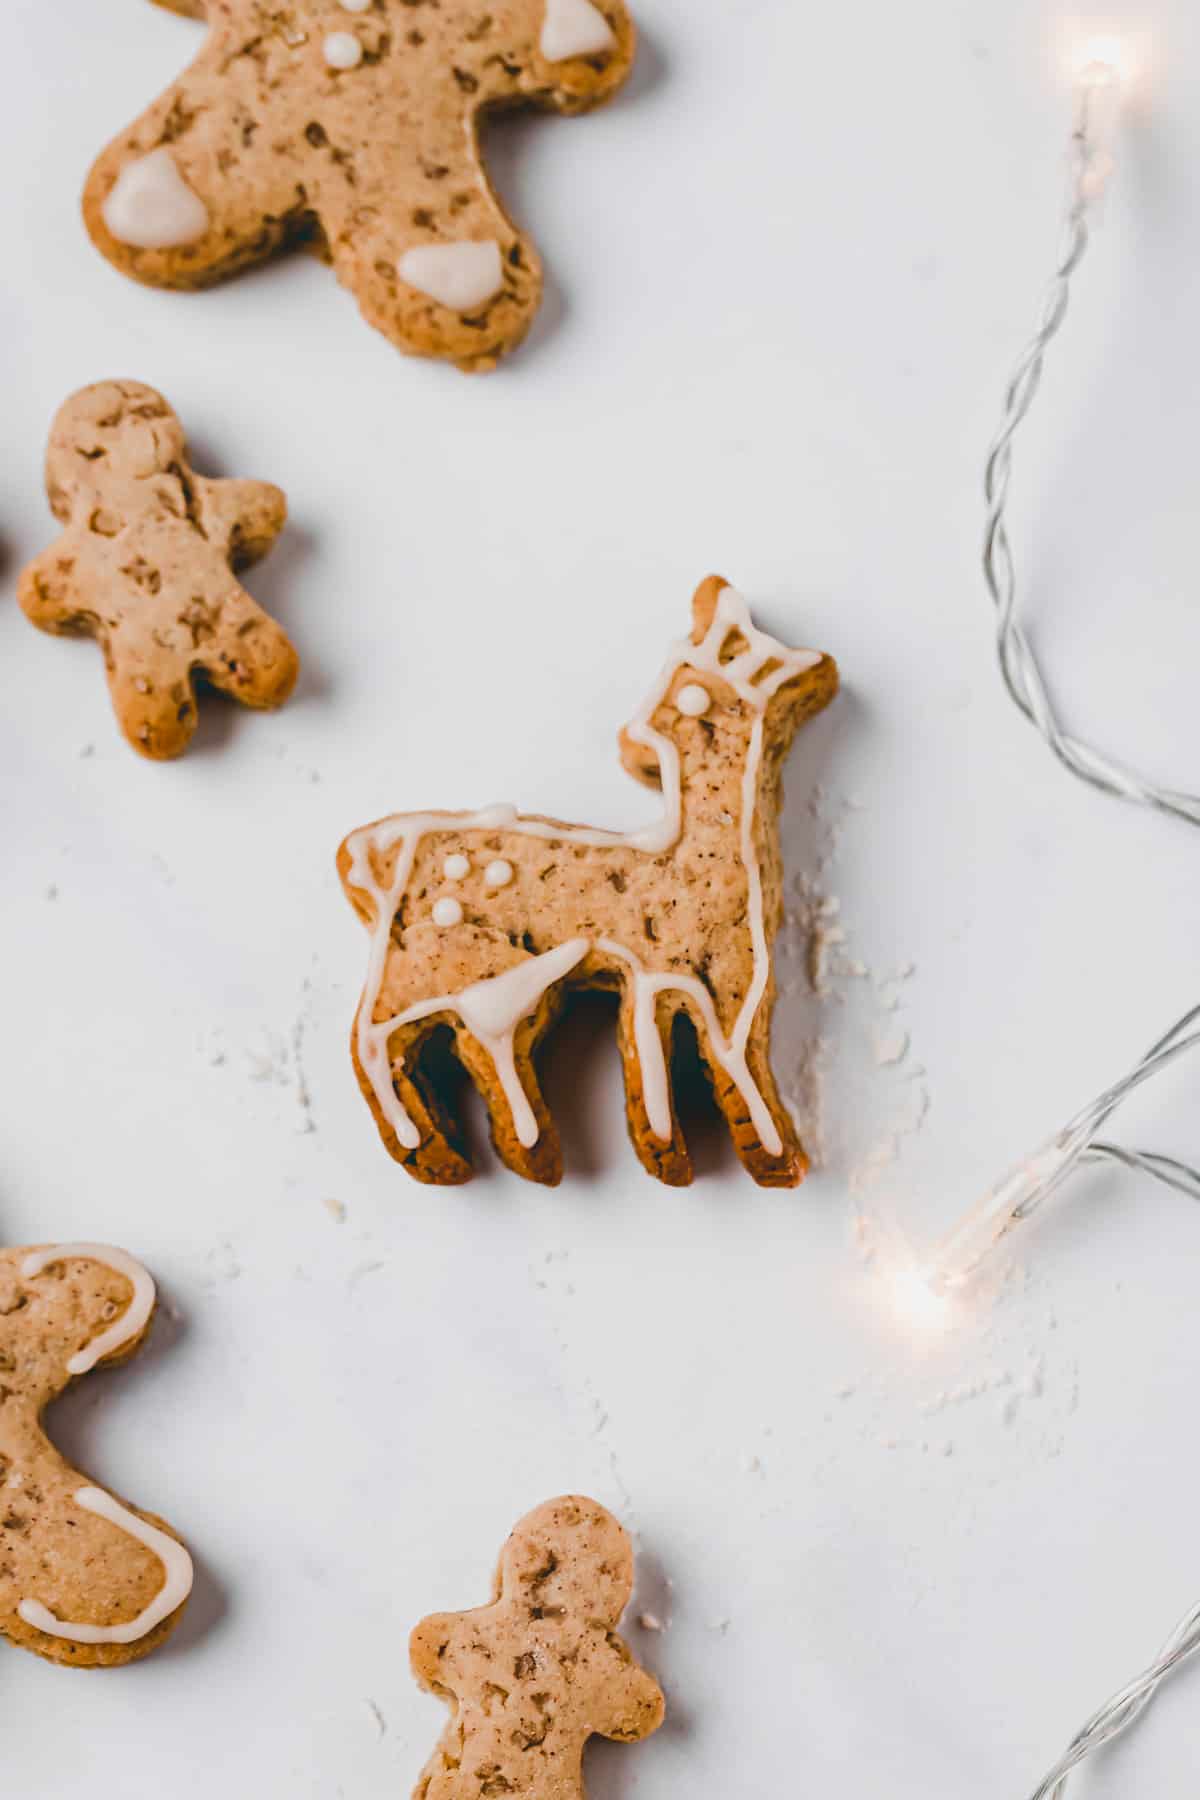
<box><xmin>617</xmin><ymin>991</ymin><xmax>694</xmax><ymax>1187</ymax></box>
<box><xmin>352</xmin><ymin>1019</ymin><xmax>474</xmax><ymax>1186</ymax></box>
<box><xmin>704</xmin><ymin>1029</ymin><xmax>808</xmax><ymax>1190</ymax></box>
<box><xmin>452</xmin><ymin>1020</ymin><xmax>563</xmax><ymax>1187</ymax></box>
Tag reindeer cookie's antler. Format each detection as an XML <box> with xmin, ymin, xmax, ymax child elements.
<box><xmin>0</xmin><ymin>1245</ymin><xmax>193</xmax><ymax>1667</ymax></box>
<box><xmin>18</xmin><ymin>380</ymin><xmax>297</xmax><ymax>760</ymax></box>
<box><xmin>83</xmin><ymin>0</ymin><xmax>637</xmax><ymax>370</ymax></box>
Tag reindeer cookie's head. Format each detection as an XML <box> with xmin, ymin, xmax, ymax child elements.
<box><xmin>620</xmin><ymin>575</ymin><xmax>839</xmax><ymax>789</ymax></box>
<box><xmin>45</xmin><ymin>380</ymin><xmax>187</xmax><ymax>525</ymax></box>
<box><xmin>497</xmin><ymin>1495</ymin><xmax>635</xmax><ymax>1628</ymax></box>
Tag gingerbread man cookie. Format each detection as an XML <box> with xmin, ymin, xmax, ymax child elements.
<box><xmin>83</xmin><ymin>0</ymin><xmax>636</xmax><ymax>371</ymax></box>
<box><xmin>19</xmin><ymin>381</ymin><xmax>297</xmax><ymax>760</ymax></box>
<box><xmin>0</xmin><ymin>1243</ymin><xmax>193</xmax><ymax>1667</ymax></box>
<box><xmin>411</xmin><ymin>1495</ymin><xmax>663</xmax><ymax>1799</ymax></box>
<box><xmin>339</xmin><ymin>577</ymin><xmax>839</xmax><ymax>1188</ymax></box>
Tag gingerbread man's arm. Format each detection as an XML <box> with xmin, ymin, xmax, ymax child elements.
<box><xmin>411</xmin><ymin>1609</ymin><xmax>470</xmax><ymax>1695</ymax></box>
<box><xmin>17</xmin><ymin>539</ymin><xmax>94</xmax><ymax>637</ymax></box>
<box><xmin>585</xmin><ymin>1630</ymin><xmax>665</xmax><ymax>1743</ymax></box>
<box><xmin>198</xmin><ymin>476</ymin><xmax>287</xmax><ymax>569</ymax></box>
<box><xmin>82</xmin><ymin>21</ymin><xmax>305</xmax><ymax>293</ymax></box>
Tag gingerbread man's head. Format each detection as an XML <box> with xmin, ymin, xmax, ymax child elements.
<box><xmin>496</xmin><ymin>1492</ymin><xmax>635</xmax><ymax>1626</ymax></box>
<box><xmin>43</xmin><ymin>381</ymin><xmax>188</xmax><ymax>526</ymax></box>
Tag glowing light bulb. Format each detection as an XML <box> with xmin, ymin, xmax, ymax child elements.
<box><xmin>1077</xmin><ymin>36</ymin><xmax>1125</xmax><ymax>86</ymax></box>
<box><xmin>888</xmin><ymin>1264</ymin><xmax>953</xmax><ymax>1333</ymax></box>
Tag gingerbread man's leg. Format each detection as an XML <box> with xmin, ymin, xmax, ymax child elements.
<box><xmin>103</xmin><ymin>627</ymin><xmax>204</xmax><ymax>761</ymax></box>
<box><xmin>190</xmin><ymin>577</ymin><xmax>299</xmax><ymax>717</ymax></box>
<box><xmin>318</xmin><ymin>133</ymin><xmax>543</xmax><ymax>374</ymax></box>
<box><xmin>82</xmin><ymin>52</ymin><xmax>308</xmax><ymax>292</ymax></box>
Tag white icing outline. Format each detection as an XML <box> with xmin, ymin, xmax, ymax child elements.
<box><xmin>21</xmin><ymin>1244</ymin><xmax>156</xmax><ymax>1376</ymax></box>
<box><xmin>18</xmin><ymin>1487</ymin><xmax>193</xmax><ymax>1647</ymax></box>
<box><xmin>344</xmin><ymin>590</ymin><xmax>821</xmax><ymax>1159</ymax></box>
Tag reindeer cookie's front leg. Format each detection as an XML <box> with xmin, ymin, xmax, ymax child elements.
<box><xmin>82</xmin><ymin>30</ymin><xmax>307</xmax><ymax>292</ymax></box>
<box><xmin>354</xmin><ymin>1017</ymin><xmax>475</xmax><ymax>1187</ymax></box>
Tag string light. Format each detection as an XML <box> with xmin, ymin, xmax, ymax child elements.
<box><xmin>909</xmin><ymin>1001</ymin><xmax>1200</xmax><ymax>1299</ymax></box>
<box><xmin>982</xmin><ymin>41</ymin><xmax>1200</xmax><ymax>826</ymax></box>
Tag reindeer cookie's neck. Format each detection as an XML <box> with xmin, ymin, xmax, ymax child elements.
<box><xmin>344</xmin><ymin>590</ymin><xmax>823</xmax><ymax>1158</ymax></box>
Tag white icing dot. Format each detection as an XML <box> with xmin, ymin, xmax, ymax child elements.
<box><xmin>485</xmin><ymin>860</ymin><xmax>515</xmax><ymax>888</ymax></box>
<box><xmin>432</xmin><ymin>897</ymin><xmax>464</xmax><ymax>928</ymax></box>
<box><xmin>340</xmin><ymin>0</ymin><xmax>372</xmax><ymax>9</ymax></box>
<box><xmin>398</xmin><ymin>240</ymin><xmax>504</xmax><ymax>313</ymax></box>
<box><xmin>541</xmin><ymin>0</ymin><xmax>616</xmax><ymax>61</ymax></box>
<box><xmin>676</xmin><ymin>683</ymin><xmax>711</xmax><ymax>717</ymax></box>
<box><xmin>101</xmin><ymin>148</ymin><xmax>209</xmax><ymax>251</ymax></box>
<box><xmin>443</xmin><ymin>853</ymin><xmax>470</xmax><ymax>880</ymax></box>
<box><xmin>324</xmin><ymin>30</ymin><xmax>363</xmax><ymax>68</ymax></box>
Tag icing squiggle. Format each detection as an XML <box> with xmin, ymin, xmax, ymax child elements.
<box><xmin>345</xmin><ymin>590</ymin><xmax>820</xmax><ymax>1158</ymax></box>
<box><xmin>21</xmin><ymin>1244</ymin><xmax>155</xmax><ymax>1376</ymax></box>
<box><xmin>101</xmin><ymin>148</ymin><xmax>209</xmax><ymax>250</ymax></box>
<box><xmin>541</xmin><ymin>0</ymin><xmax>616</xmax><ymax>61</ymax></box>
<box><xmin>18</xmin><ymin>1487</ymin><xmax>193</xmax><ymax>1646</ymax></box>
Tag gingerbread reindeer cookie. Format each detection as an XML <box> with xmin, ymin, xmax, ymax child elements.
<box><xmin>83</xmin><ymin>0</ymin><xmax>636</xmax><ymax>371</ymax></box>
<box><xmin>411</xmin><ymin>1495</ymin><xmax>663</xmax><ymax>1800</ymax></box>
<box><xmin>339</xmin><ymin>577</ymin><xmax>839</xmax><ymax>1188</ymax></box>
<box><xmin>0</xmin><ymin>1243</ymin><xmax>193</xmax><ymax>1666</ymax></box>
<box><xmin>19</xmin><ymin>380</ymin><xmax>297</xmax><ymax>760</ymax></box>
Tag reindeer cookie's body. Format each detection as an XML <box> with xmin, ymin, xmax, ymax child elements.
<box><xmin>339</xmin><ymin>579</ymin><xmax>838</xmax><ymax>1186</ymax></box>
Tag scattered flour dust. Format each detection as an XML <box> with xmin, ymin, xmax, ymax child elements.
<box><xmin>775</xmin><ymin>790</ymin><xmax>1080</xmax><ymax>1468</ymax></box>
<box><xmin>198</xmin><ymin>971</ymin><xmax>318</xmax><ymax>1135</ymax></box>
<box><xmin>775</xmin><ymin>787</ymin><xmax>929</xmax><ymax>1196</ymax></box>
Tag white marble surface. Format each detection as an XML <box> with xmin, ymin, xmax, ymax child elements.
<box><xmin>3</xmin><ymin>1</ymin><xmax>1200</xmax><ymax>1793</ymax></box>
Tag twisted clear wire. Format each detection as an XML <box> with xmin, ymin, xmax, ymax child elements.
<box><xmin>1028</xmin><ymin>1600</ymin><xmax>1200</xmax><ymax>1798</ymax></box>
<box><xmin>1012</xmin><ymin>1001</ymin><xmax>1200</xmax><ymax>1226</ymax></box>
<box><xmin>1021</xmin><ymin>1002</ymin><xmax>1200</xmax><ymax>1794</ymax></box>
<box><xmin>982</xmin><ymin>82</ymin><xmax>1200</xmax><ymax>827</ymax></box>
